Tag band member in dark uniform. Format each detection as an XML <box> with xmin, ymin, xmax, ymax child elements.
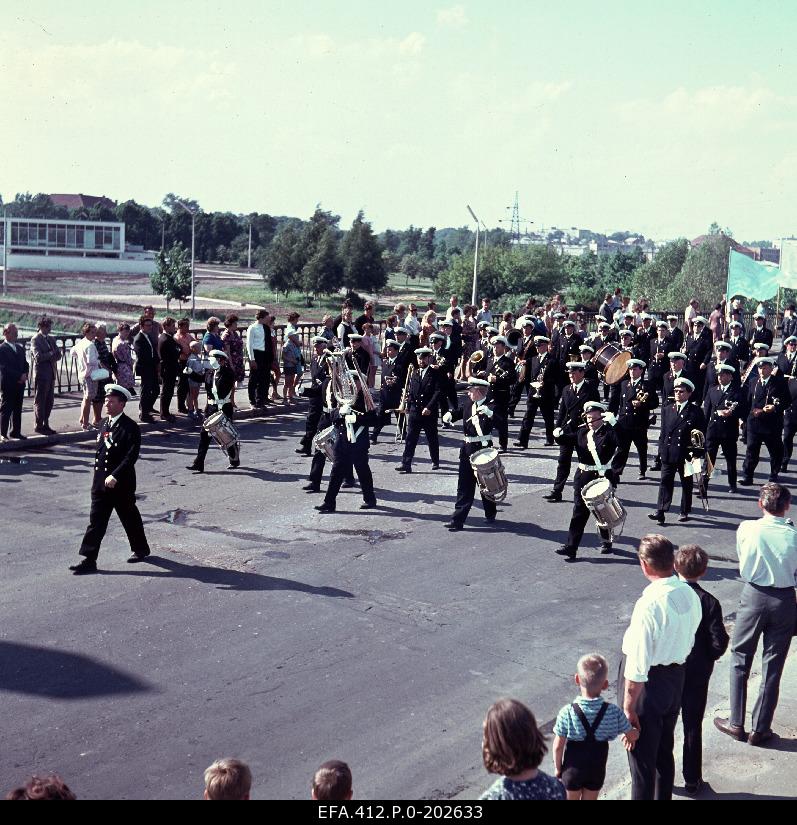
<box><xmin>544</xmin><ymin>363</ymin><xmax>600</xmax><ymax>502</ymax></box>
<box><xmin>777</xmin><ymin>335</ymin><xmax>797</xmax><ymax>376</ymax></box>
<box><xmin>488</xmin><ymin>335</ymin><xmax>517</xmax><ymax>453</ymax></box>
<box><xmin>703</xmin><ymin>341</ymin><xmax>740</xmax><ymax>400</ymax></box>
<box><xmin>649</xmin><ymin>377</ymin><xmax>706</xmax><ymax>526</ymax></box>
<box><xmin>635</xmin><ymin>314</ymin><xmax>655</xmax><ymax>365</ymax></box>
<box><xmin>748</xmin><ymin>312</ymin><xmax>774</xmax><ymax>349</ymax></box>
<box><xmin>579</xmin><ymin>344</ymin><xmax>600</xmax><ymax>387</ymax></box>
<box><xmin>648</xmin><ymin>321</ymin><xmax>671</xmax><ymax>397</ymax></box>
<box><xmin>297</xmin><ymin>337</ymin><xmax>331</xmax><ymax>456</ymax></box>
<box><xmin>702</xmin><ymin>364</ymin><xmax>744</xmax><ymax>494</ymax></box>
<box><xmin>371</xmin><ymin>339</ymin><xmax>406</xmax><ymax>444</ymax></box>
<box><xmin>725</xmin><ymin>320</ymin><xmax>750</xmax><ymax>369</ymax></box>
<box><xmin>346</xmin><ymin>334</ymin><xmax>371</xmax><ymax>377</ymax></box>
<box><xmin>740</xmin><ymin>357</ymin><xmax>791</xmax><ymax>485</ymax></box>
<box><xmin>590</xmin><ymin>321</ymin><xmax>617</xmax><ymax>351</ymax></box>
<box><xmin>442</xmin><ymin>376</ymin><xmax>498</xmax><ymax>531</ymax></box>
<box><xmin>779</xmin><ymin>337</ymin><xmax>797</xmax><ymax>473</ymax></box>
<box><xmin>553</xmin><ymin>320</ymin><xmax>584</xmax><ymax>388</ymax></box>
<box><xmin>439</xmin><ymin>318</ymin><xmax>462</xmax><ymax>414</ymax></box>
<box><xmin>685</xmin><ymin>317</ymin><xmax>712</xmax><ymax>400</ymax></box>
<box><xmin>658</xmin><ymin>351</ymin><xmax>697</xmax><ymax>421</ymax></box>
<box><xmin>430</xmin><ymin>333</ymin><xmax>454</xmax><ymax>418</ymax></box>
<box><xmin>555</xmin><ymin>402</ymin><xmax>620</xmax><ymax>561</ymax></box>
<box><xmin>187</xmin><ymin>350</ymin><xmax>240</xmax><ymax>473</ymax></box>
<box><xmin>397</xmin><ymin>348</ymin><xmax>441</xmax><ymax>473</ymax></box>
<box><xmin>394</xmin><ymin>327</ymin><xmax>415</xmax><ymax>373</ymax></box>
<box><xmin>304</xmin><ymin>371</ymin><xmax>356</xmax><ymax>494</ymax></box>
<box><xmin>609</xmin><ymin>359</ymin><xmax>659</xmax><ymax>481</ymax></box>
<box><xmin>71</xmin><ymin>384</ymin><xmax>151</xmax><ymax>575</ymax></box>
<box><xmin>316</xmin><ymin>372</ymin><xmax>379</xmax><ymax>513</ymax></box>
<box><xmin>509</xmin><ymin>319</ymin><xmax>537</xmax><ymax>416</ymax></box>
<box><xmin>515</xmin><ymin>336</ymin><xmax>559</xmax><ymax>448</ymax></box>
<box><xmin>666</xmin><ymin>315</ymin><xmax>684</xmax><ymax>352</ymax></box>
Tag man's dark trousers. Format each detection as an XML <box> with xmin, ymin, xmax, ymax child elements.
<box><xmin>0</xmin><ymin>381</ymin><xmax>24</xmax><ymax>436</ymax></box>
<box><xmin>248</xmin><ymin>349</ymin><xmax>271</xmax><ymax>406</ymax></box>
<box><xmin>627</xmin><ymin>663</ymin><xmax>685</xmax><ymax>801</ymax></box>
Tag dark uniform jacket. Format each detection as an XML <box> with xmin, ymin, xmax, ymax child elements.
<box><xmin>776</xmin><ymin>351</ymin><xmax>797</xmax><ymax>379</ymax></box>
<box><xmin>347</xmin><ymin>345</ymin><xmax>371</xmax><ymax>378</ymax></box>
<box><xmin>528</xmin><ymin>352</ymin><xmax>560</xmax><ymax>400</ymax></box>
<box><xmin>663</xmin><ymin>365</ymin><xmax>698</xmax><ymax>403</ymax></box>
<box><xmin>158</xmin><ymin>332</ymin><xmax>182</xmax><ymax>379</ymax></box>
<box><xmin>92</xmin><ymin>413</ymin><xmax>141</xmax><ymax>495</ymax></box>
<box><xmin>303</xmin><ymin>356</ymin><xmax>329</xmax><ymax>411</ymax></box>
<box><xmin>133</xmin><ymin>331</ymin><xmax>160</xmax><ymax>376</ymax></box>
<box><xmin>685</xmin><ymin>329</ymin><xmax>713</xmax><ymax>374</ymax></box>
<box><xmin>703</xmin><ymin>384</ymin><xmax>745</xmax><ymax>444</ymax></box>
<box><xmin>329</xmin><ymin>389</ymin><xmax>379</xmax><ymax>442</ymax></box>
<box><xmin>745</xmin><ymin>373</ymin><xmax>791</xmax><ymax>436</ymax></box>
<box><xmin>658</xmin><ymin>400</ymin><xmax>706</xmax><ymax>465</ymax></box>
<box><xmin>574</xmin><ymin>423</ymin><xmax>619</xmax><ymax>481</ymax></box>
<box><xmin>648</xmin><ymin>336</ymin><xmax>672</xmax><ymax>383</ymax></box>
<box><xmin>782</xmin><ymin>315</ymin><xmax>797</xmax><ymax>341</ymax></box>
<box><xmin>553</xmin><ymin>332</ymin><xmax>584</xmax><ymax>371</ymax></box>
<box><xmin>556</xmin><ymin>381</ymin><xmax>600</xmax><ymax>435</ymax></box>
<box><xmin>490</xmin><ymin>354</ymin><xmax>517</xmax><ymax>397</ymax></box>
<box><xmin>610</xmin><ymin>377</ymin><xmax>659</xmax><ymax>430</ymax></box>
<box><xmin>634</xmin><ymin>329</ymin><xmax>654</xmax><ymax>364</ymax></box>
<box><xmin>206</xmin><ymin>364</ymin><xmax>236</xmax><ymax>417</ymax></box>
<box><xmin>725</xmin><ymin>334</ymin><xmax>751</xmax><ymax>367</ymax></box>
<box><xmin>407</xmin><ymin>366</ymin><xmax>440</xmax><ymax>416</ymax></box>
<box><xmin>748</xmin><ymin>324</ymin><xmax>774</xmax><ymax>349</ymax></box>
<box><xmin>0</xmin><ymin>340</ymin><xmax>28</xmax><ymax>389</ymax></box>
<box><xmin>668</xmin><ymin>325</ymin><xmax>685</xmax><ymax>352</ymax></box>
<box><xmin>451</xmin><ymin>397</ymin><xmax>494</xmax><ymax>455</ymax></box>
<box><xmin>378</xmin><ymin>358</ymin><xmax>405</xmax><ymax>411</ymax></box>
<box><xmin>589</xmin><ymin>331</ymin><xmax>617</xmax><ymax>352</ymax></box>
<box><xmin>703</xmin><ymin>356</ymin><xmax>741</xmax><ymax>399</ymax></box>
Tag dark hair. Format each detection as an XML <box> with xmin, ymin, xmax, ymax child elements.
<box><xmin>38</xmin><ymin>315</ymin><xmax>52</xmax><ymax>328</ymax></box>
<box><xmin>224</xmin><ymin>314</ymin><xmax>239</xmax><ymax>327</ymax></box>
<box><xmin>256</xmin><ymin>309</ymin><xmax>269</xmax><ymax>321</ymax></box>
<box><xmin>82</xmin><ymin>322</ymin><xmax>95</xmax><ymax>335</ymax></box>
<box><xmin>759</xmin><ymin>483</ymin><xmax>791</xmax><ymax>516</ymax></box>
<box><xmin>638</xmin><ymin>534</ymin><xmax>675</xmax><ymax>574</ymax></box>
<box><xmin>312</xmin><ymin>761</ymin><xmax>352</xmax><ymax>801</ymax></box>
<box><xmin>6</xmin><ymin>774</ymin><xmax>76</xmax><ymax>800</ymax></box>
<box><xmin>482</xmin><ymin>698</ymin><xmax>547</xmax><ymax>775</ymax></box>
<box><xmin>177</xmin><ymin>318</ymin><xmax>190</xmax><ymax>329</ymax></box>
<box><xmin>206</xmin><ymin>317</ymin><xmax>221</xmax><ymax>331</ymax></box>
<box><xmin>118</xmin><ymin>322</ymin><xmax>131</xmax><ymax>332</ymax></box>
<box><xmin>139</xmin><ymin>315</ymin><xmax>151</xmax><ymax>327</ymax></box>
<box><xmin>163</xmin><ymin>316</ymin><xmax>176</xmax><ymax>327</ymax></box>
<box><xmin>675</xmin><ymin>544</ymin><xmax>709</xmax><ymax>580</ymax></box>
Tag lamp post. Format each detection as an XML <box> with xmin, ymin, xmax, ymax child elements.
<box><xmin>467</xmin><ymin>205</ymin><xmax>481</xmax><ymax>307</ymax></box>
<box><xmin>248</xmin><ymin>217</ymin><xmax>253</xmax><ymax>270</ymax></box>
<box><xmin>2</xmin><ymin>206</ymin><xmax>8</xmax><ymax>297</ymax></box>
<box><xmin>176</xmin><ymin>200</ymin><xmax>199</xmax><ymax>319</ymax></box>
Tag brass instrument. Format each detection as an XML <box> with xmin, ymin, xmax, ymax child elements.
<box><xmin>394</xmin><ymin>365</ymin><xmax>415</xmax><ymax>443</ymax></box>
<box><xmin>690</xmin><ymin>429</ymin><xmax>710</xmax><ymax>511</ymax></box>
<box><xmin>328</xmin><ymin>350</ymin><xmax>376</xmax><ymax>412</ymax></box>
<box><xmin>530</xmin><ymin>358</ymin><xmax>549</xmax><ymax>399</ymax></box>
<box><xmin>740</xmin><ymin>357</ymin><xmax>759</xmax><ymax>385</ymax></box>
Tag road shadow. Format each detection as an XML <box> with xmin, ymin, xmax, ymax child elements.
<box><xmin>102</xmin><ymin>556</ymin><xmax>355</xmax><ymax>598</ymax></box>
<box><xmin>0</xmin><ymin>641</ymin><xmax>152</xmax><ymax>699</ymax></box>
<box><xmin>676</xmin><ymin>781</ymin><xmax>794</xmax><ymax>800</ymax></box>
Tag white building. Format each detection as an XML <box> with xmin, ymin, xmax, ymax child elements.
<box><xmin>0</xmin><ymin>216</ymin><xmax>155</xmax><ymax>275</ymax></box>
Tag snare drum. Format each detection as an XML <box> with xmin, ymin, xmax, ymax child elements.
<box><xmin>592</xmin><ymin>343</ymin><xmax>631</xmax><ymax>385</ymax></box>
<box><xmin>469</xmin><ymin>448</ymin><xmax>509</xmax><ymax>503</ymax></box>
<box><xmin>312</xmin><ymin>425</ymin><xmax>338</xmax><ymax>461</ymax></box>
<box><xmin>580</xmin><ymin>477</ymin><xmax>626</xmax><ymax>538</ymax></box>
<box><xmin>203</xmin><ymin>411</ymin><xmax>240</xmax><ymax>451</ymax></box>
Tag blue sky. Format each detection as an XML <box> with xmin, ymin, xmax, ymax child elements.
<box><xmin>1</xmin><ymin>1</ymin><xmax>795</xmax><ymax>241</ymax></box>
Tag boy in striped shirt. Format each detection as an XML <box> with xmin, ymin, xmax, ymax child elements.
<box><xmin>553</xmin><ymin>653</ymin><xmax>639</xmax><ymax>799</ymax></box>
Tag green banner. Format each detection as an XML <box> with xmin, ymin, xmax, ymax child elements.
<box><xmin>727</xmin><ymin>250</ymin><xmax>780</xmax><ymax>300</ymax></box>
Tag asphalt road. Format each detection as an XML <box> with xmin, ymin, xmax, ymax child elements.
<box><xmin>0</xmin><ymin>403</ymin><xmax>765</xmax><ymax>799</ymax></box>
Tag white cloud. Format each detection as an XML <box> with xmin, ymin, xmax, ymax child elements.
<box><xmin>437</xmin><ymin>6</ymin><xmax>469</xmax><ymax>27</ymax></box>
<box><xmin>398</xmin><ymin>32</ymin><xmax>426</xmax><ymax>56</ymax></box>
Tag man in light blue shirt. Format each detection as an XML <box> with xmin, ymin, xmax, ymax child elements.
<box><xmin>715</xmin><ymin>483</ymin><xmax>797</xmax><ymax>747</ymax></box>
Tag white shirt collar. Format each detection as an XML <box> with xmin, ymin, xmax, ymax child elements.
<box><xmin>108</xmin><ymin>412</ymin><xmax>124</xmax><ymax>427</ymax></box>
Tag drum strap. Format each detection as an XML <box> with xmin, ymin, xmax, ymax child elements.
<box><xmin>586</xmin><ymin>430</ymin><xmax>610</xmax><ymax>476</ymax></box>
<box><xmin>467</xmin><ymin>405</ymin><xmax>491</xmax><ymax>447</ymax></box>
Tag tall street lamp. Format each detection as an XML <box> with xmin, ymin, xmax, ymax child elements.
<box><xmin>467</xmin><ymin>205</ymin><xmax>481</xmax><ymax>306</ymax></box>
<box><xmin>176</xmin><ymin>200</ymin><xmax>199</xmax><ymax>319</ymax></box>
<box><xmin>2</xmin><ymin>206</ymin><xmax>8</xmax><ymax>297</ymax></box>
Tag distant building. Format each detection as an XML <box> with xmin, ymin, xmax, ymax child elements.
<box><xmin>0</xmin><ymin>216</ymin><xmax>155</xmax><ymax>275</ymax></box>
<box><xmin>49</xmin><ymin>193</ymin><xmax>117</xmax><ymax>211</ymax></box>
<box><xmin>750</xmin><ymin>246</ymin><xmax>780</xmax><ymax>265</ymax></box>
<box><xmin>691</xmin><ymin>234</ymin><xmax>756</xmax><ymax>260</ymax></box>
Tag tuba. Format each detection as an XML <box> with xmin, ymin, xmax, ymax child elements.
<box><xmin>328</xmin><ymin>350</ymin><xmax>376</xmax><ymax>411</ymax></box>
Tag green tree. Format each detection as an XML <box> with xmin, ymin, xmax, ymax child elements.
<box><xmin>301</xmin><ymin>228</ymin><xmax>343</xmax><ymax>304</ymax></box>
<box><xmin>7</xmin><ymin>193</ymin><xmax>68</xmax><ymax>219</ymax></box>
<box><xmin>668</xmin><ymin>235</ymin><xmax>732</xmax><ymax>309</ymax></box>
<box><xmin>341</xmin><ymin>211</ymin><xmax>387</xmax><ymax>296</ymax></box>
<box><xmin>631</xmin><ymin>239</ymin><xmax>690</xmax><ymax>307</ymax></box>
<box><xmin>150</xmin><ymin>243</ymin><xmax>192</xmax><ymax>311</ymax></box>
<box><xmin>262</xmin><ymin>225</ymin><xmax>302</xmax><ymax>297</ymax></box>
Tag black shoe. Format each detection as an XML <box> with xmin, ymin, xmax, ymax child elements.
<box><xmin>160</xmin><ymin>415</ymin><xmax>177</xmax><ymax>423</ymax></box>
<box><xmin>70</xmin><ymin>559</ymin><xmax>97</xmax><ymax>575</ymax></box>
<box><xmin>543</xmin><ymin>491</ymin><xmax>562</xmax><ymax>502</ymax></box>
<box><xmin>713</xmin><ymin>717</ymin><xmax>747</xmax><ymax>742</ymax></box>
<box><xmin>684</xmin><ymin>779</ymin><xmax>705</xmax><ymax>796</ymax></box>
<box><xmin>178</xmin><ymin>406</ymin><xmax>189</xmax><ymax>414</ymax></box>
<box><xmin>513</xmin><ymin>442</ymin><xmax>528</xmax><ymax>449</ymax></box>
<box><xmin>303</xmin><ymin>484</ymin><xmax>320</xmax><ymax>492</ymax></box>
<box><xmin>342</xmin><ymin>480</ymin><xmax>358</xmax><ymax>487</ymax></box>
<box><xmin>370</xmin><ymin>438</ymin><xmax>378</xmax><ymax>445</ymax></box>
<box><xmin>678</xmin><ymin>514</ymin><xmax>689</xmax><ymax>523</ymax></box>
<box><xmin>444</xmin><ymin>521</ymin><xmax>463</xmax><ymax>531</ymax></box>
<box><xmin>485</xmin><ymin>515</ymin><xmax>496</xmax><ymax>523</ymax></box>
<box><xmin>34</xmin><ymin>426</ymin><xmax>49</xmax><ymax>435</ymax></box>
<box><xmin>227</xmin><ymin>462</ymin><xmax>240</xmax><ymax>470</ymax></box>
<box><xmin>295</xmin><ymin>448</ymin><xmax>312</xmax><ymax>456</ymax></box>
<box><xmin>648</xmin><ymin>511</ymin><xmax>665</xmax><ymax>525</ymax></box>
<box><xmin>127</xmin><ymin>552</ymin><xmax>150</xmax><ymax>563</ymax></box>
<box><xmin>9</xmin><ymin>433</ymin><xmax>27</xmax><ymax>440</ymax></box>
<box><xmin>781</xmin><ymin>464</ymin><xmax>789</xmax><ymax>473</ymax></box>
<box><xmin>555</xmin><ymin>545</ymin><xmax>576</xmax><ymax>560</ymax></box>
<box><xmin>315</xmin><ymin>504</ymin><xmax>336</xmax><ymax>513</ymax></box>
<box><xmin>601</xmin><ymin>542</ymin><xmax>614</xmax><ymax>554</ymax></box>
<box><xmin>545</xmin><ymin>440</ymin><xmax>555</xmax><ymax>447</ymax></box>
<box><xmin>728</xmin><ymin>486</ymin><xmax>738</xmax><ymax>494</ymax></box>
<box><xmin>44</xmin><ymin>426</ymin><xmax>58</xmax><ymax>435</ymax></box>
<box><xmin>187</xmin><ymin>463</ymin><xmax>204</xmax><ymax>473</ymax></box>
<box><xmin>768</xmin><ymin>476</ymin><xmax>778</xmax><ymax>483</ymax></box>
<box><xmin>739</xmin><ymin>478</ymin><xmax>754</xmax><ymax>486</ymax></box>
<box><xmin>395</xmin><ymin>467</ymin><xmax>412</xmax><ymax>474</ymax></box>
<box><xmin>139</xmin><ymin>416</ymin><xmax>155</xmax><ymax>424</ymax></box>
<box><xmin>360</xmin><ymin>503</ymin><xmax>378</xmax><ymax>510</ymax></box>
<box><xmin>638</xmin><ymin>472</ymin><xmax>647</xmax><ymax>480</ymax></box>
<box><xmin>499</xmin><ymin>448</ymin><xmax>508</xmax><ymax>454</ymax></box>
<box><xmin>431</xmin><ymin>464</ymin><xmax>440</xmax><ymax>471</ymax></box>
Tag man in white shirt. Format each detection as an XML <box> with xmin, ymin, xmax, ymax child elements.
<box><xmin>714</xmin><ymin>483</ymin><xmax>797</xmax><ymax>747</ymax></box>
<box><xmin>246</xmin><ymin>310</ymin><xmax>272</xmax><ymax>408</ymax></box>
<box><xmin>621</xmin><ymin>534</ymin><xmax>702</xmax><ymax>800</ymax></box>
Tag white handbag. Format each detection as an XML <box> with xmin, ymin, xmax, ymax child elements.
<box><xmin>90</xmin><ymin>368</ymin><xmax>110</xmax><ymax>382</ymax></box>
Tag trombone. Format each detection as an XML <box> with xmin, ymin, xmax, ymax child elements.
<box><xmin>394</xmin><ymin>366</ymin><xmax>415</xmax><ymax>443</ymax></box>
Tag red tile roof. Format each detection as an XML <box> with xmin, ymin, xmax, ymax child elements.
<box><xmin>49</xmin><ymin>194</ymin><xmax>117</xmax><ymax>211</ymax></box>
<box><xmin>691</xmin><ymin>234</ymin><xmax>756</xmax><ymax>259</ymax></box>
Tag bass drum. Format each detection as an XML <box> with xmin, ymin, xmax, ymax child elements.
<box><xmin>469</xmin><ymin>448</ymin><xmax>509</xmax><ymax>503</ymax></box>
<box><xmin>581</xmin><ymin>477</ymin><xmax>626</xmax><ymax>539</ymax></box>
<box><xmin>592</xmin><ymin>343</ymin><xmax>631</xmax><ymax>385</ymax></box>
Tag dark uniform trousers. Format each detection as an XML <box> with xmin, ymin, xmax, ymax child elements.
<box><xmin>197</xmin><ymin>402</ymin><xmax>239</xmax><ymax>466</ymax></box>
<box><xmin>743</xmin><ymin>428</ymin><xmax>784</xmax><ymax>482</ymax></box>
<box><xmin>452</xmin><ymin>444</ymin><xmax>497</xmax><ymax>526</ymax></box>
<box><xmin>491</xmin><ymin>392</ymin><xmax>510</xmax><ymax>450</ymax></box>
<box><xmin>705</xmin><ymin>436</ymin><xmax>737</xmax><ymax>488</ymax></box>
<box><xmin>160</xmin><ymin>371</ymin><xmax>178</xmax><ymax>418</ymax></box>
<box><xmin>324</xmin><ymin>432</ymin><xmax>376</xmax><ymax>508</ymax></box>
<box><xmin>139</xmin><ymin>370</ymin><xmax>159</xmax><ymax>418</ymax></box>
<box><xmin>79</xmin><ymin>487</ymin><xmax>150</xmax><ymax>561</ymax></box>
<box><xmin>615</xmin><ymin>426</ymin><xmax>648</xmax><ymax>476</ymax></box>
<box><xmin>300</xmin><ymin>398</ymin><xmax>323</xmax><ymax>452</ymax></box>
<box><xmin>518</xmin><ymin>394</ymin><xmax>555</xmax><ymax>445</ymax></box>
<box><xmin>248</xmin><ymin>349</ymin><xmax>271</xmax><ymax>406</ymax></box>
<box><xmin>782</xmin><ymin>407</ymin><xmax>797</xmax><ymax>470</ymax></box>
<box><xmin>657</xmin><ymin>461</ymin><xmax>693</xmax><ymax>516</ymax></box>
<box><xmin>730</xmin><ymin>583</ymin><xmax>796</xmax><ymax>734</ymax></box>
<box><xmin>680</xmin><ymin>659</ymin><xmax>713</xmax><ymax>786</ymax></box>
<box><xmin>309</xmin><ymin>411</ymin><xmax>355</xmax><ymax>488</ymax></box>
<box><xmin>566</xmin><ymin>469</ymin><xmax>611</xmax><ymax>548</ymax></box>
<box><xmin>402</xmin><ymin>413</ymin><xmax>440</xmax><ymax>468</ymax></box>
<box><xmin>623</xmin><ymin>661</ymin><xmax>686</xmax><ymax>801</ymax></box>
